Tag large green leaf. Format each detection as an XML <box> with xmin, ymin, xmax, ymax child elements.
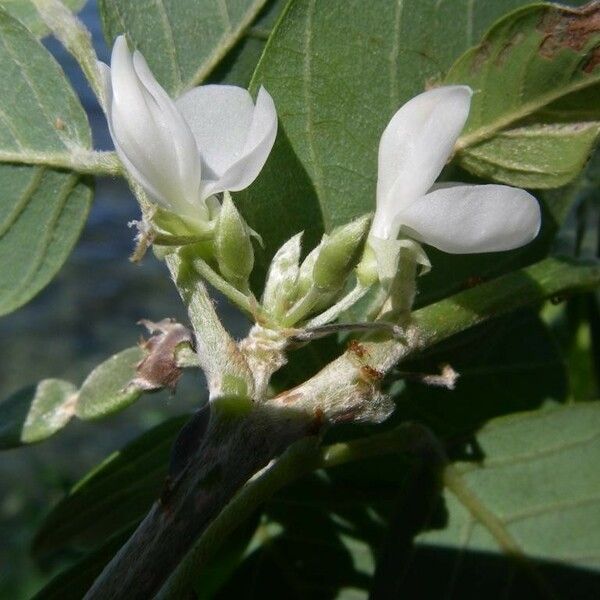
<box><xmin>0</xmin><ymin>0</ymin><xmax>85</xmax><ymax>38</ymax></box>
<box><xmin>216</xmin><ymin>405</ymin><xmax>600</xmax><ymax>598</ymax></box>
<box><xmin>98</xmin><ymin>0</ymin><xmax>270</xmax><ymax>96</ymax></box>
<box><xmin>32</xmin><ymin>530</ymin><xmax>133</xmax><ymax>600</ymax></box>
<box><xmin>208</xmin><ymin>0</ymin><xmax>285</xmax><ymax>87</ymax></box>
<box><xmin>405</xmin><ymin>404</ymin><xmax>600</xmax><ymax>598</ymax></box>
<box><xmin>397</xmin><ymin>310</ymin><xmax>567</xmax><ymax>435</ymax></box>
<box><xmin>0</xmin><ymin>9</ymin><xmax>92</xmax><ymax>315</ymax></box>
<box><xmin>33</xmin><ymin>416</ymin><xmax>185</xmax><ymax>559</ymax></box>
<box><xmin>448</xmin><ymin>2</ymin><xmax>600</xmax><ymax>189</ymax></box>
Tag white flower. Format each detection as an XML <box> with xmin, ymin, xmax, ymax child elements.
<box><xmin>370</xmin><ymin>85</ymin><xmax>541</xmax><ymax>277</ymax></box>
<box><xmin>98</xmin><ymin>36</ymin><xmax>277</xmax><ymax>219</ymax></box>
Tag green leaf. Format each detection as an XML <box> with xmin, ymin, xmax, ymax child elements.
<box><xmin>75</xmin><ymin>346</ymin><xmax>146</xmax><ymax>420</ymax></box>
<box><xmin>408</xmin><ymin>404</ymin><xmax>600</xmax><ymax>597</ymax></box>
<box><xmin>0</xmin><ymin>9</ymin><xmax>92</xmax><ymax>315</ymax></box>
<box><xmin>398</xmin><ymin>311</ymin><xmax>567</xmax><ymax>435</ymax></box>
<box><xmin>0</xmin><ymin>0</ymin><xmax>85</xmax><ymax>38</ymax></box>
<box><xmin>32</xmin><ymin>530</ymin><xmax>133</xmax><ymax>600</ymax></box>
<box><xmin>0</xmin><ymin>379</ymin><xmax>77</xmax><ymax>449</ymax></box>
<box><xmin>448</xmin><ymin>2</ymin><xmax>600</xmax><ymax>188</ymax></box>
<box><xmin>98</xmin><ymin>0</ymin><xmax>270</xmax><ymax>96</ymax></box>
<box><xmin>33</xmin><ymin>416</ymin><xmax>185</xmax><ymax>559</ymax></box>
<box><xmin>208</xmin><ymin>0</ymin><xmax>285</xmax><ymax>87</ymax></box>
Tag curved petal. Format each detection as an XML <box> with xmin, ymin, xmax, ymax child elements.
<box><xmin>398</xmin><ymin>184</ymin><xmax>541</xmax><ymax>254</ymax></box>
<box><xmin>176</xmin><ymin>85</ymin><xmax>255</xmax><ymax>179</ymax></box>
<box><xmin>107</xmin><ymin>37</ymin><xmax>203</xmax><ymax>216</ymax></box>
<box><xmin>373</xmin><ymin>86</ymin><xmax>472</xmax><ymax>239</ymax></box>
<box><xmin>199</xmin><ymin>86</ymin><xmax>277</xmax><ymax>199</ymax></box>
<box><xmin>132</xmin><ymin>51</ymin><xmax>202</xmax><ymax>205</ymax></box>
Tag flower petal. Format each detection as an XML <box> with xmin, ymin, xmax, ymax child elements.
<box><xmin>132</xmin><ymin>51</ymin><xmax>202</xmax><ymax>205</ymax></box>
<box><xmin>398</xmin><ymin>184</ymin><xmax>541</xmax><ymax>254</ymax></box>
<box><xmin>373</xmin><ymin>86</ymin><xmax>472</xmax><ymax>239</ymax></box>
<box><xmin>200</xmin><ymin>86</ymin><xmax>277</xmax><ymax>199</ymax></box>
<box><xmin>176</xmin><ymin>85</ymin><xmax>255</xmax><ymax>179</ymax></box>
<box><xmin>106</xmin><ymin>36</ymin><xmax>203</xmax><ymax>216</ymax></box>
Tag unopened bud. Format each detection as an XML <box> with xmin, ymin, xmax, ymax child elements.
<box><xmin>295</xmin><ymin>244</ymin><xmax>321</xmax><ymax>300</ymax></box>
<box><xmin>214</xmin><ymin>192</ymin><xmax>254</xmax><ymax>290</ymax></box>
<box><xmin>262</xmin><ymin>233</ymin><xmax>302</xmax><ymax>318</ymax></box>
<box><xmin>312</xmin><ymin>214</ymin><xmax>371</xmax><ymax>291</ymax></box>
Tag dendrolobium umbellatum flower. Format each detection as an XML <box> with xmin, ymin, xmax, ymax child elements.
<box><xmin>98</xmin><ymin>35</ymin><xmax>277</xmax><ymax>220</ymax></box>
<box><xmin>368</xmin><ymin>85</ymin><xmax>541</xmax><ymax>281</ymax></box>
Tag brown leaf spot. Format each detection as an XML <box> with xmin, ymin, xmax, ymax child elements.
<box><xmin>583</xmin><ymin>46</ymin><xmax>600</xmax><ymax>72</ymax></box>
<box><xmin>495</xmin><ymin>32</ymin><xmax>524</xmax><ymax>66</ymax></box>
<box><xmin>538</xmin><ymin>2</ymin><xmax>600</xmax><ymax>59</ymax></box>
<box><xmin>472</xmin><ymin>41</ymin><xmax>492</xmax><ymax>72</ymax></box>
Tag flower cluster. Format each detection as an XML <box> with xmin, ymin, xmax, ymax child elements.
<box><xmin>100</xmin><ymin>37</ymin><xmax>541</xmax><ymax>319</ymax></box>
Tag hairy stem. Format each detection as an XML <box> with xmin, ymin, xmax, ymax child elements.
<box><xmin>166</xmin><ymin>252</ymin><xmax>255</xmax><ymax>399</ymax></box>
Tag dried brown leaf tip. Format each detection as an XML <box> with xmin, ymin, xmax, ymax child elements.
<box><xmin>538</xmin><ymin>1</ymin><xmax>600</xmax><ymax>60</ymax></box>
<box><xmin>133</xmin><ymin>318</ymin><xmax>194</xmax><ymax>391</ymax></box>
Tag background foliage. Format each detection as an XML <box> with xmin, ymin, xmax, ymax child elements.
<box><xmin>0</xmin><ymin>0</ymin><xmax>599</xmax><ymax>598</ymax></box>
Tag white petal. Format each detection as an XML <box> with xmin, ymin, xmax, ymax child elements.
<box><xmin>200</xmin><ymin>86</ymin><xmax>277</xmax><ymax>199</ymax></box>
<box><xmin>398</xmin><ymin>184</ymin><xmax>541</xmax><ymax>254</ymax></box>
<box><xmin>176</xmin><ymin>85</ymin><xmax>255</xmax><ymax>178</ymax></box>
<box><xmin>106</xmin><ymin>37</ymin><xmax>204</xmax><ymax>216</ymax></box>
<box><xmin>132</xmin><ymin>51</ymin><xmax>202</xmax><ymax>203</ymax></box>
<box><xmin>373</xmin><ymin>86</ymin><xmax>472</xmax><ymax>239</ymax></box>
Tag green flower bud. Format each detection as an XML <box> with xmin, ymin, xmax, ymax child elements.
<box><xmin>312</xmin><ymin>214</ymin><xmax>371</xmax><ymax>292</ymax></box>
<box><xmin>295</xmin><ymin>244</ymin><xmax>321</xmax><ymax>300</ymax></box>
<box><xmin>356</xmin><ymin>241</ymin><xmax>379</xmax><ymax>287</ymax></box>
<box><xmin>214</xmin><ymin>193</ymin><xmax>254</xmax><ymax>290</ymax></box>
<box><xmin>262</xmin><ymin>233</ymin><xmax>302</xmax><ymax>319</ymax></box>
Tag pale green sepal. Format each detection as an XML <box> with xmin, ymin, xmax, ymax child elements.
<box><xmin>312</xmin><ymin>214</ymin><xmax>371</xmax><ymax>292</ymax></box>
<box><xmin>214</xmin><ymin>192</ymin><xmax>254</xmax><ymax>290</ymax></box>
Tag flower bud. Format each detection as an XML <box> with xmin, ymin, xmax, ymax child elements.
<box><xmin>312</xmin><ymin>214</ymin><xmax>371</xmax><ymax>292</ymax></box>
<box><xmin>214</xmin><ymin>193</ymin><xmax>254</xmax><ymax>290</ymax></box>
<box><xmin>262</xmin><ymin>233</ymin><xmax>302</xmax><ymax>319</ymax></box>
<box><xmin>294</xmin><ymin>244</ymin><xmax>321</xmax><ymax>300</ymax></box>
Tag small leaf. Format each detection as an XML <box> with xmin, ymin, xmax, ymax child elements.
<box><xmin>0</xmin><ymin>9</ymin><xmax>93</xmax><ymax>315</ymax></box>
<box><xmin>34</xmin><ymin>416</ymin><xmax>185</xmax><ymax>558</ymax></box>
<box><xmin>448</xmin><ymin>2</ymin><xmax>600</xmax><ymax>188</ymax></box>
<box><xmin>0</xmin><ymin>379</ymin><xmax>77</xmax><ymax>449</ymax></box>
<box><xmin>0</xmin><ymin>0</ymin><xmax>85</xmax><ymax>38</ymax></box>
<box><xmin>98</xmin><ymin>0</ymin><xmax>270</xmax><ymax>96</ymax></box>
<box><xmin>75</xmin><ymin>346</ymin><xmax>146</xmax><ymax>420</ymax></box>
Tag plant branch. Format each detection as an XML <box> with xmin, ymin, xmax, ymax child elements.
<box><xmin>269</xmin><ymin>257</ymin><xmax>600</xmax><ymax>421</ymax></box>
